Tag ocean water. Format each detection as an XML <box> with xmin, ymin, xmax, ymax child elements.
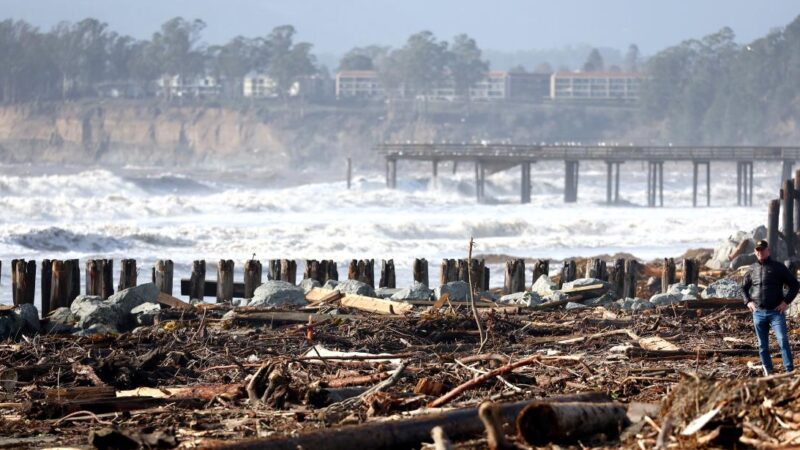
<box><xmin>0</xmin><ymin>159</ymin><xmax>782</xmax><ymax>307</ymax></box>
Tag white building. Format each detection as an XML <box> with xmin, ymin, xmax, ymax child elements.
<box><xmin>157</xmin><ymin>74</ymin><xmax>221</xmax><ymax>98</ymax></box>
<box><xmin>550</xmin><ymin>72</ymin><xmax>642</xmax><ymax>101</ymax></box>
<box><xmin>243</xmin><ymin>72</ymin><xmax>279</xmax><ymax>98</ymax></box>
<box><xmin>469</xmin><ymin>71</ymin><xmax>508</xmax><ymax>101</ymax></box>
<box><xmin>335</xmin><ymin>71</ymin><xmax>385</xmax><ymax>99</ymax></box>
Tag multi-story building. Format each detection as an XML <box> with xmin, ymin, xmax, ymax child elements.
<box><xmin>469</xmin><ymin>71</ymin><xmax>508</xmax><ymax>101</ymax></box>
<box><xmin>335</xmin><ymin>70</ymin><xmax>385</xmax><ymax>99</ymax></box>
<box><xmin>243</xmin><ymin>72</ymin><xmax>279</xmax><ymax>98</ymax></box>
<box><xmin>157</xmin><ymin>74</ymin><xmax>221</xmax><ymax>98</ymax></box>
<box><xmin>550</xmin><ymin>72</ymin><xmax>642</xmax><ymax>101</ymax></box>
<box><xmin>506</xmin><ymin>72</ymin><xmax>551</xmax><ymax>101</ymax></box>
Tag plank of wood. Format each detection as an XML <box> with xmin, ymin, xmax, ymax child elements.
<box><xmin>638</xmin><ymin>336</ymin><xmax>681</xmax><ymax>352</ymax></box>
<box><xmin>306</xmin><ymin>288</ymin><xmax>343</xmax><ymax>304</ymax></box>
<box><xmin>559</xmin><ymin>283</ymin><xmax>607</xmax><ymax>294</ymax></box>
<box><xmin>340</xmin><ymin>294</ymin><xmax>414</xmax><ymax>315</ymax></box>
<box><xmin>157</xmin><ymin>292</ymin><xmax>193</xmax><ymax>310</ymax></box>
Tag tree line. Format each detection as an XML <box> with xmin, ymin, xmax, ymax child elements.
<box><xmin>641</xmin><ymin>15</ymin><xmax>800</xmax><ymax>143</ymax></box>
<box><xmin>0</xmin><ymin>17</ymin><xmax>316</xmax><ymax>102</ymax></box>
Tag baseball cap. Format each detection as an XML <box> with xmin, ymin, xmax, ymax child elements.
<box><xmin>755</xmin><ymin>239</ymin><xmax>769</xmax><ymax>250</ymax></box>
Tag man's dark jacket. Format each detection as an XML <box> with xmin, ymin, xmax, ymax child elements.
<box><xmin>742</xmin><ymin>257</ymin><xmax>800</xmax><ymax>309</ymax></box>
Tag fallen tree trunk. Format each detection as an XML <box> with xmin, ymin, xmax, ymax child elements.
<box><xmin>516</xmin><ymin>401</ymin><xmax>629</xmax><ymax>446</ymax></box>
<box><xmin>200</xmin><ymin>393</ymin><xmax>611</xmax><ymax>450</ymax></box>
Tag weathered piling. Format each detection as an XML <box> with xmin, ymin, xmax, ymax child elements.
<box><xmin>795</xmin><ymin>169</ymin><xmax>800</xmax><ymax>234</ymax></box>
<box><xmin>118</xmin><ymin>259</ymin><xmax>137</xmax><ymax>291</ymax></box>
<box><xmin>304</xmin><ymin>260</ymin><xmax>337</xmax><ymax>284</ymax></box>
<box><xmin>153</xmin><ymin>259</ymin><xmax>174</xmax><ymax>295</ymax></box>
<box><xmin>379</xmin><ymin>259</ymin><xmax>396</xmax><ymax>288</ymax></box>
<box><xmin>782</xmin><ymin>179</ymin><xmax>795</xmax><ymax>256</ymax></box>
<box><xmin>767</xmin><ymin>199</ymin><xmax>780</xmax><ymax>253</ymax></box>
<box><xmin>504</xmin><ymin>259</ymin><xmax>525</xmax><ymax>294</ymax></box>
<box><xmin>457</xmin><ymin>258</ymin><xmax>486</xmax><ymax>292</ymax></box>
<box><xmin>348</xmin><ymin>259</ymin><xmax>374</xmax><ymax>287</ymax></box>
<box><xmin>413</xmin><ymin>258</ymin><xmax>428</xmax><ymax>287</ymax></box>
<box><xmin>559</xmin><ymin>260</ymin><xmax>576</xmax><ymax>289</ymax></box>
<box><xmin>585</xmin><ymin>258</ymin><xmax>607</xmax><ymax>281</ymax></box>
<box><xmin>12</xmin><ymin>259</ymin><xmax>35</xmax><ymax>306</ymax></box>
<box><xmin>84</xmin><ymin>259</ymin><xmax>114</xmax><ymax>299</ymax></box>
<box><xmin>440</xmin><ymin>259</ymin><xmax>458</xmax><ymax>285</ymax></box>
<box><xmin>532</xmin><ymin>259</ymin><xmax>549</xmax><ymax>284</ymax></box>
<box><xmin>217</xmin><ymin>260</ymin><xmax>234</xmax><ymax>303</ymax></box>
<box><xmin>662</xmin><ymin>258</ymin><xmax>676</xmax><ymax>293</ymax></box>
<box><xmin>41</xmin><ymin>259</ymin><xmax>51</xmax><ymax>316</ymax></box>
<box><xmin>189</xmin><ymin>260</ymin><xmax>206</xmax><ymax>300</ymax></box>
<box><xmin>244</xmin><ymin>260</ymin><xmax>262</xmax><ymax>299</ymax></box>
<box><xmin>681</xmin><ymin>258</ymin><xmax>698</xmax><ymax>286</ymax></box>
<box><xmin>50</xmin><ymin>260</ymin><xmax>76</xmax><ymax>309</ymax></box>
<box><xmin>269</xmin><ymin>259</ymin><xmax>297</xmax><ymax>284</ymax></box>
<box><xmin>623</xmin><ymin>259</ymin><xmax>638</xmax><ymax>298</ymax></box>
<box><xmin>611</xmin><ymin>258</ymin><xmax>625</xmax><ymax>297</ymax></box>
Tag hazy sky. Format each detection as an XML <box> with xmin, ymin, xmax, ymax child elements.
<box><xmin>3</xmin><ymin>0</ymin><xmax>798</xmax><ymax>55</ymax></box>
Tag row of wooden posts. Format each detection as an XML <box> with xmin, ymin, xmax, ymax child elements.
<box><xmin>8</xmin><ymin>255</ymin><xmax>701</xmax><ymax>316</ymax></box>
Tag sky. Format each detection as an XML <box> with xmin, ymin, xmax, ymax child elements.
<box><xmin>3</xmin><ymin>0</ymin><xmax>798</xmax><ymax>55</ymax></box>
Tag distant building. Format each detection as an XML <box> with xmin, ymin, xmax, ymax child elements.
<box><xmin>335</xmin><ymin>71</ymin><xmax>384</xmax><ymax>99</ymax></box>
<box><xmin>289</xmin><ymin>74</ymin><xmax>334</xmax><ymax>99</ymax></box>
<box><xmin>550</xmin><ymin>72</ymin><xmax>642</xmax><ymax>101</ymax></box>
<box><xmin>469</xmin><ymin>71</ymin><xmax>508</xmax><ymax>101</ymax></box>
<box><xmin>506</xmin><ymin>72</ymin><xmax>551</xmax><ymax>101</ymax></box>
<box><xmin>95</xmin><ymin>81</ymin><xmax>147</xmax><ymax>99</ymax></box>
<box><xmin>243</xmin><ymin>72</ymin><xmax>279</xmax><ymax>98</ymax></box>
<box><xmin>157</xmin><ymin>74</ymin><xmax>221</xmax><ymax>98</ymax></box>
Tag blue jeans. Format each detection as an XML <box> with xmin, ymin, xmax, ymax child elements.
<box><xmin>753</xmin><ymin>309</ymin><xmax>794</xmax><ymax>374</ymax></box>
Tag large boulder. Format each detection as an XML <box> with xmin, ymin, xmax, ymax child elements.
<box><xmin>667</xmin><ymin>283</ymin><xmax>699</xmax><ymax>298</ymax></box>
<box><xmin>77</xmin><ymin>303</ymin><xmax>121</xmax><ymax>334</ymax></box>
<box><xmin>434</xmin><ymin>281</ymin><xmax>470</xmax><ymax>301</ymax></box>
<box><xmin>649</xmin><ymin>292</ymin><xmax>692</xmax><ymax>306</ymax></box>
<box><xmin>299</xmin><ymin>278</ymin><xmax>321</xmax><ymax>295</ymax></box>
<box><xmin>106</xmin><ymin>283</ymin><xmax>160</xmax><ymax>314</ymax></box>
<box><xmin>375</xmin><ymin>287</ymin><xmax>402</xmax><ymax>299</ymax></box>
<box><xmin>391</xmin><ymin>282</ymin><xmax>434</xmax><ymax>302</ymax></box>
<box><xmin>249</xmin><ymin>281</ymin><xmax>307</xmax><ymax>308</ymax></box>
<box><xmin>531</xmin><ymin>275</ymin><xmax>559</xmax><ymax>298</ymax></box>
<box><xmin>706</xmin><ymin>226</ymin><xmax>789</xmax><ymax>270</ymax></box>
<box><xmin>565</xmin><ymin>302</ymin><xmax>588</xmax><ymax>310</ymax></box>
<box><xmin>731</xmin><ymin>254</ymin><xmax>757</xmax><ymax>270</ymax></box>
<box><xmin>702</xmin><ymin>278</ymin><xmax>744</xmax><ymax>299</ymax></box>
<box><xmin>13</xmin><ymin>304</ymin><xmax>40</xmax><ymax>333</ymax></box>
<box><xmin>561</xmin><ymin>278</ymin><xmax>611</xmax><ymax>291</ymax></box>
<box><xmin>45</xmin><ymin>307</ymin><xmax>76</xmax><ymax>333</ymax></box>
<box><xmin>322</xmin><ymin>280</ymin><xmax>340</xmax><ymax>290</ymax></box>
<box><xmin>334</xmin><ymin>280</ymin><xmax>377</xmax><ymax>298</ymax></box>
<box><xmin>70</xmin><ymin>295</ymin><xmax>105</xmax><ymax>321</ymax></box>
<box><xmin>499</xmin><ymin>291</ymin><xmax>543</xmax><ymax>307</ymax></box>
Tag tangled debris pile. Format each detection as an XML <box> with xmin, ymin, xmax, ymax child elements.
<box><xmin>0</xmin><ymin>280</ymin><xmax>780</xmax><ymax>449</ymax></box>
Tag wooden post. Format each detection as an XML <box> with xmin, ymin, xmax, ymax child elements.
<box><xmin>321</xmin><ymin>260</ymin><xmax>337</xmax><ymax>282</ymax></box>
<box><xmin>413</xmin><ymin>258</ymin><xmax>429</xmax><ymax>287</ymax></box>
<box><xmin>268</xmin><ymin>260</ymin><xmax>281</xmax><ymax>281</ymax></box>
<box><xmin>189</xmin><ymin>260</ymin><xmax>206</xmax><ymax>300</ymax></box>
<box><xmin>118</xmin><ymin>259</ymin><xmax>137</xmax><ymax>291</ymax></box>
<box><xmin>504</xmin><ymin>259</ymin><xmax>525</xmax><ymax>294</ymax></box>
<box><xmin>379</xmin><ymin>259</ymin><xmax>396</xmax><ymax>288</ymax></box>
<box><xmin>662</xmin><ymin>258</ymin><xmax>676</xmax><ymax>293</ymax></box>
<box><xmin>348</xmin><ymin>259</ymin><xmax>374</xmax><ymax>287</ymax></box>
<box><xmin>69</xmin><ymin>259</ymin><xmax>80</xmax><ymax>303</ymax></box>
<box><xmin>217</xmin><ymin>259</ymin><xmax>234</xmax><ymax>303</ymax></box>
<box><xmin>244</xmin><ymin>260</ymin><xmax>262</xmax><ymax>299</ymax></box>
<box><xmin>767</xmin><ymin>199</ymin><xmax>780</xmax><ymax>255</ymax></box>
<box><xmin>532</xmin><ymin>259</ymin><xmax>549</xmax><ymax>284</ymax></box>
<box><xmin>681</xmin><ymin>258</ymin><xmax>698</xmax><ymax>286</ymax></box>
<box><xmin>783</xmin><ymin>179</ymin><xmax>795</xmax><ymax>256</ymax></box>
<box><xmin>623</xmin><ymin>259</ymin><xmax>638</xmax><ymax>298</ymax></box>
<box><xmin>101</xmin><ymin>259</ymin><xmax>114</xmax><ymax>299</ymax></box>
<box><xmin>585</xmin><ymin>258</ymin><xmax>607</xmax><ymax>280</ymax></box>
<box><xmin>12</xmin><ymin>259</ymin><xmax>35</xmax><ymax>306</ymax></box>
<box><xmin>41</xmin><ymin>259</ymin><xmax>51</xmax><ymax>316</ymax></box>
<box><xmin>484</xmin><ymin>266</ymin><xmax>490</xmax><ymax>291</ymax></box>
<box><xmin>50</xmin><ymin>260</ymin><xmax>73</xmax><ymax>309</ymax></box>
<box><xmin>559</xmin><ymin>260</ymin><xmax>576</xmax><ymax>289</ymax></box>
<box><xmin>153</xmin><ymin>259</ymin><xmax>174</xmax><ymax>295</ymax></box>
<box><xmin>611</xmin><ymin>258</ymin><xmax>625</xmax><ymax>298</ymax></box>
<box><xmin>794</xmin><ymin>169</ymin><xmax>800</xmax><ymax>232</ymax></box>
<box><xmin>280</xmin><ymin>259</ymin><xmax>297</xmax><ymax>284</ymax></box>
<box><xmin>86</xmin><ymin>259</ymin><xmax>102</xmax><ymax>296</ymax></box>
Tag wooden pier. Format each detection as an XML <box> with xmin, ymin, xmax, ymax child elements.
<box><xmin>377</xmin><ymin>143</ymin><xmax>800</xmax><ymax>206</ymax></box>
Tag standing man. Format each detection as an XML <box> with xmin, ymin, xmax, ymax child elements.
<box><xmin>742</xmin><ymin>239</ymin><xmax>799</xmax><ymax>374</ymax></box>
